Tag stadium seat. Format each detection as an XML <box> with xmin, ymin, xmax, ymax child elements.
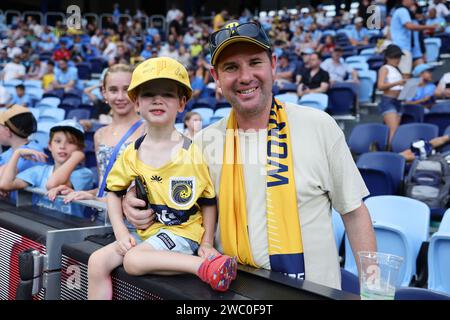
<box><xmin>424</xmin><ymin>112</ymin><xmax>450</xmax><ymax>136</ymax></box>
<box><xmin>356</xmin><ymin>152</ymin><xmax>406</xmax><ymax>194</ymax></box>
<box><xmin>395</xmin><ymin>287</ymin><xmax>450</xmax><ymax>300</ymax></box>
<box><xmin>366</xmin><ymin>55</ymin><xmax>384</xmax><ymax>72</ymax></box>
<box><xmin>424</xmin><ymin>38</ymin><xmax>441</xmax><ymax>63</ymax></box>
<box><xmin>36</xmin><ymin>97</ymin><xmax>61</xmax><ymax>109</ymax></box>
<box><xmin>341</xmin><ymin>268</ymin><xmax>359</xmax><ymax>295</ymax></box>
<box><xmin>76</xmin><ymin>62</ymin><xmax>92</xmax><ymax>80</ymax></box>
<box><xmin>299</xmin><ymin>93</ymin><xmax>328</xmax><ymax>111</ymax></box>
<box><xmin>358</xmin><ymin>168</ymin><xmax>395</xmax><ymax>196</ymax></box>
<box><xmin>26</xmin><ymin>87</ymin><xmax>44</xmax><ymax>101</ymax></box>
<box><xmin>214</xmin><ymin>101</ymin><xmax>231</xmax><ymax>110</ymax></box>
<box><xmin>430</xmin><ymin>101</ymin><xmax>450</xmax><ymax>113</ymax></box>
<box><xmin>327</xmin><ymin>84</ymin><xmax>356</xmax><ymax>116</ymax></box>
<box><xmin>345</xmin><ymin>55</ymin><xmax>369</xmax><ymax>63</ymax></box>
<box><xmin>391</xmin><ymin>123</ymin><xmax>439</xmax><ymax>153</ymax></box>
<box><xmin>29</xmin><ymin>108</ymin><xmax>40</xmax><ymax>121</ymax></box>
<box><xmin>277</xmin><ymin>82</ymin><xmax>298</xmax><ymax>94</ymax></box>
<box><xmin>213</xmin><ymin>107</ymin><xmax>231</xmax><ymax>119</ymax></box>
<box><xmin>88</xmin><ymin>57</ymin><xmax>107</xmax><ymax>74</ymax></box>
<box><xmin>428</xmin><ymin>209</ymin><xmax>450</xmax><ymax>295</ymax></box>
<box><xmin>345</xmin><ymin>196</ymin><xmax>430</xmax><ymax>287</ymax></box>
<box><xmin>59</xmin><ymin>97</ymin><xmax>82</xmax><ymax>109</ymax></box>
<box><xmin>23</xmin><ymin>79</ymin><xmax>43</xmax><ymax>88</ymax></box>
<box><xmin>357</xmin><ymin>70</ymin><xmax>377</xmax><ymax>103</ymax></box>
<box><xmin>401</xmin><ymin>104</ymin><xmax>425</xmax><ymax>124</ymax></box>
<box><xmin>275</xmin><ymin>93</ymin><xmax>299</xmax><ymax>105</ymax></box>
<box><xmin>348</xmin><ymin>123</ymin><xmax>389</xmax><ymax>155</ymax></box>
<box><xmin>346</xmin><ymin>61</ymin><xmax>369</xmax><ymax>72</ymax></box>
<box><xmin>39</xmin><ymin>107</ymin><xmax>65</xmax><ymax>123</ymax></box>
<box><xmin>32</xmin><ymin>131</ymin><xmax>50</xmax><ymax>149</ymax></box>
<box><xmin>66</xmin><ymin>109</ymin><xmax>90</xmax><ymax>121</ymax></box>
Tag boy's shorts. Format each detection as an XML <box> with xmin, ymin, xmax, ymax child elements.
<box><xmin>143</xmin><ymin>229</ymin><xmax>199</xmax><ymax>255</ymax></box>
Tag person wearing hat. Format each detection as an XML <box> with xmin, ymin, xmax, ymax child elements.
<box><xmin>123</xmin><ymin>21</ymin><xmax>376</xmax><ymax>291</ymax></box>
<box><xmin>0</xmin><ymin>105</ymin><xmax>42</xmax><ymax>199</ymax></box>
<box><xmin>349</xmin><ymin>17</ymin><xmax>369</xmax><ymax>46</ymax></box>
<box><xmin>0</xmin><ymin>119</ymin><xmax>94</xmax><ymax>218</ymax></box>
<box><xmin>88</xmin><ymin>57</ymin><xmax>237</xmax><ymax>299</ymax></box>
<box><xmin>405</xmin><ymin>64</ymin><xmax>436</xmax><ymax>109</ymax></box>
<box><xmin>377</xmin><ymin>44</ymin><xmax>408</xmax><ymax>143</ymax></box>
<box><xmin>390</xmin><ymin>0</ymin><xmax>438</xmax><ymax>76</ymax></box>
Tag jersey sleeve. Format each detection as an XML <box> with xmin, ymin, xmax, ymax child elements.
<box><xmin>105</xmin><ymin>144</ymin><xmax>137</xmax><ymax>196</ymax></box>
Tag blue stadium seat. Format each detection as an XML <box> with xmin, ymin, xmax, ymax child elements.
<box><xmin>345</xmin><ymin>55</ymin><xmax>369</xmax><ymax>63</ymax></box>
<box><xmin>76</xmin><ymin>62</ymin><xmax>92</xmax><ymax>80</ymax></box>
<box><xmin>29</xmin><ymin>107</ymin><xmax>40</xmax><ymax>121</ymax></box>
<box><xmin>35</xmin><ymin>97</ymin><xmax>61</xmax><ymax>109</ymax></box>
<box><xmin>345</xmin><ymin>196</ymin><xmax>430</xmax><ymax>287</ymax></box>
<box><xmin>391</xmin><ymin>123</ymin><xmax>439</xmax><ymax>153</ymax></box>
<box><xmin>356</xmin><ymin>152</ymin><xmax>405</xmax><ymax>194</ymax></box>
<box><xmin>341</xmin><ymin>268</ymin><xmax>360</xmax><ymax>295</ymax></box>
<box><xmin>213</xmin><ymin>107</ymin><xmax>231</xmax><ymax>119</ymax></box>
<box><xmin>358</xmin><ymin>168</ymin><xmax>395</xmax><ymax>196</ymax></box>
<box><xmin>23</xmin><ymin>79</ymin><xmax>43</xmax><ymax>88</ymax></box>
<box><xmin>401</xmin><ymin>104</ymin><xmax>425</xmax><ymax>124</ymax></box>
<box><xmin>31</xmin><ymin>131</ymin><xmax>50</xmax><ymax>148</ymax></box>
<box><xmin>39</xmin><ymin>107</ymin><xmax>65</xmax><ymax>123</ymax></box>
<box><xmin>277</xmin><ymin>82</ymin><xmax>298</xmax><ymax>94</ymax></box>
<box><xmin>66</xmin><ymin>109</ymin><xmax>90</xmax><ymax>121</ymax></box>
<box><xmin>88</xmin><ymin>57</ymin><xmax>107</xmax><ymax>74</ymax></box>
<box><xmin>60</xmin><ymin>97</ymin><xmax>82</xmax><ymax>109</ymax></box>
<box><xmin>299</xmin><ymin>93</ymin><xmax>328</xmax><ymax>111</ymax></box>
<box><xmin>424</xmin><ymin>38</ymin><xmax>441</xmax><ymax>63</ymax></box>
<box><xmin>275</xmin><ymin>93</ymin><xmax>299</xmax><ymax>105</ymax></box>
<box><xmin>214</xmin><ymin>101</ymin><xmax>231</xmax><ymax>110</ymax></box>
<box><xmin>428</xmin><ymin>209</ymin><xmax>450</xmax><ymax>295</ymax></box>
<box><xmin>346</xmin><ymin>61</ymin><xmax>369</xmax><ymax>72</ymax></box>
<box><xmin>395</xmin><ymin>287</ymin><xmax>450</xmax><ymax>300</ymax></box>
<box><xmin>327</xmin><ymin>84</ymin><xmax>356</xmax><ymax>116</ymax></box>
<box><xmin>26</xmin><ymin>87</ymin><xmax>44</xmax><ymax>101</ymax></box>
<box><xmin>357</xmin><ymin>70</ymin><xmax>377</xmax><ymax>103</ymax></box>
<box><xmin>430</xmin><ymin>101</ymin><xmax>450</xmax><ymax>113</ymax></box>
<box><xmin>424</xmin><ymin>112</ymin><xmax>450</xmax><ymax>136</ymax></box>
<box><xmin>348</xmin><ymin>123</ymin><xmax>389</xmax><ymax>155</ymax></box>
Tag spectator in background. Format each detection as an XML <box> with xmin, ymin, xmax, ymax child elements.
<box><xmin>183</xmin><ymin>111</ymin><xmax>202</xmax><ymax>139</ymax></box>
<box><xmin>83</xmin><ymin>83</ymin><xmax>111</xmax><ymax>120</ymax></box>
<box><xmin>27</xmin><ymin>55</ymin><xmax>46</xmax><ymax>80</ymax></box>
<box><xmin>0</xmin><ymin>48</ymin><xmax>10</xmax><ymax>69</ymax></box>
<box><xmin>317</xmin><ymin>35</ymin><xmax>336</xmax><ymax>56</ymax></box>
<box><xmin>297</xmin><ymin>52</ymin><xmax>330</xmax><ymax>97</ymax></box>
<box><xmin>321</xmin><ymin>46</ymin><xmax>359</xmax><ymax>85</ymax></box>
<box><xmin>213</xmin><ymin>10</ymin><xmax>228</xmax><ymax>31</ymax></box>
<box><xmin>187</xmin><ymin>64</ymin><xmax>207</xmax><ymax>100</ymax></box>
<box><xmin>435</xmin><ymin>72</ymin><xmax>450</xmax><ymax>99</ymax></box>
<box><xmin>428</xmin><ymin>0</ymin><xmax>450</xmax><ymax>19</ymax></box>
<box><xmin>275</xmin><ymin>53</ymin><xmax>296</xmax><ymax>88</ymax></box>
<box><xmin>38</xmin><ymin>36</ymin><xmax>56</xmax><ymax>52</ymax></box>
<box><xmin>42</xmin><ymin>61</ymin><xmax>55</xmax><ymax>90</ymax></box>
<box><xmin>140</xmin><ymin>43</ymin><xmax>153</xmax><ymax>60</ymax></box>
<box><xmin>390</xmin><ymin>0</ymin><xmax>437</xmax><ymax>77</ymax></box>
<box><xmin>2</xmin><ymin>54</ymin><xmax>26</xmax><ymax>82</ymax></box>
<box><xmin>102</xmin><ymin>36</ymin><xmax>118</xmax><ymax>63</ymax></box>
<box><xmin>10</xmin><ymin>85</ymin><xmax>31</xmax><ymax>107</ymax></box>
<box><xmin>6</xmin><ymin>40</ymin><xmax>22</xmax><ymax>59</ymax></box>
<box><xmin>0</xmin><ymin>86</ymin><xmax>12</xmax><ymax>108</ymax></box>
<box><xmin>405</xmin><ymin>63</ymin><xmax>436</xmax><ymax>109</ymax></box>
<box><xmin>426</xmin><ymin>7</ymin><xmax>446</xmax><ymax>33</ymax></box>
<box><xmin>52</xmin><ymin>40</ymin><xmax>71</xmax><ymax>61</ymax></box>
<box><xmin>349</xmin><ymin>17</ymin><xmax>369</xmax><ymax>46</ymax></box>
<box><xmin>49</xmin><ymin>59</ymin><xmax>78</xmax><ymax>92</ymax></box>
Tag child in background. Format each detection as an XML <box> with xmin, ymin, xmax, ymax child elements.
<box><xmin>88</xmin><ymin>57</ymin><xmax>236</xmax><ymax>300</ymax></box>
<box><xmin>183</xmin><ymin>111</ymin><xmax>202</xmax><ymax>139</ymax></box>
<box><xmin>0</xmin><ymin>105</ymin><xmax>42</xmax><ymax>200</ymax></box>
<box><xmin>0</xmin><ymin>119</ymin><xmax>94</xmax><ymax>218</ymax></box>
<box><xmin>10</xmin><ymin>84</ymin><xmax>32</xmax><ymax>107</ymax></box>
<box><xmin>406</xmin><ymin>64</ymin><xmax>436</xmax><ymax>110</ymax></box>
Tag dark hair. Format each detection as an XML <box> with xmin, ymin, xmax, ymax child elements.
<box><xmin>214</xmin><ymin>48</ymin><xmax>273</xmax><ymax>69</ymax></box>
<box><xmin>15</xmin><ymin>84</ymin><xmax>25</xmax><ymax>90</ymax></box>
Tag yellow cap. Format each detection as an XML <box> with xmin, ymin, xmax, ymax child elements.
<box><xmin>128</xmin><ymin>57</ymin><xmax>192</xmax><ymax>102</ymax></box>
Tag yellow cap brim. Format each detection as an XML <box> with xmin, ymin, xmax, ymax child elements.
<box><xmin>211</xmin><ymin>36</ymin><xmax>271</xmax><ymax>66</ymax></box>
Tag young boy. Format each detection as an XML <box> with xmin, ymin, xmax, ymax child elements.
<box><xmin>406</xmin><ymin>63</ymin><xmax>436</xmax><ymax>110</ymax></box>
<box><xmin>88</xmin><ymin>57</ymin><xmax>237</xmax><ymax>299</ymax></box>
<box><xmin>10</xmin><ymin>84</ymin><xmax>31</xmax><ymax>107</ymax></box>
<box><xmin>0</xmin><ymin>104</ymin><xmax>42</xmax><ymax>200</ymax></box>
<box><xmin>0</xmin><ymin>119</ymin><xmax>94</xmax><ymax>218</ymax></box>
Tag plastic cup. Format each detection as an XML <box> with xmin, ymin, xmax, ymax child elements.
<box><xmin>358</xmin><ymin>251</ymin><xmax>404</xmax><ymax>300</ymax></box>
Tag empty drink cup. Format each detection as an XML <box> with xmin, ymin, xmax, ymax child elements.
<box><xmin>358</xmin><ymin>251</ymin><xmax>404</xmax><ymax>300</ymax></box>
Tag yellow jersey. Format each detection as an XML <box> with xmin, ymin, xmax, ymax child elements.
<box><xmin>106</xmin><ymin>135</ymin><xmax>216</xmax><ymax>244</ymax></box>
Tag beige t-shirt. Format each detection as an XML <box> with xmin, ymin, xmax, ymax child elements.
<box><xmin>194</xmin><ymin>103</ymin><xmax>369</xmax><ymax>289</ymax></box>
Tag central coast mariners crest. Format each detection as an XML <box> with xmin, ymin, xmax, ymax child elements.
<box><xmin>169</xmin><ymin>177</ymin><xmax>195</xmax><ymax>207</ymax></box>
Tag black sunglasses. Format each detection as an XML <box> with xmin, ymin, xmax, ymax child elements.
<box><xmin>209</xmin><ymin>22</ymin><xmax>270</xmax><ymax>52</ymax></box>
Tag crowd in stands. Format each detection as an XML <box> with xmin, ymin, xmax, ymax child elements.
<box><xmin>0</xmin><ymin>0</ymin><xmax>449</xmax><ymax>212</ymax></box>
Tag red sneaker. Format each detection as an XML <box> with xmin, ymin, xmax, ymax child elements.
<box><xmin>197</xmin><ymin>254</ymin><xmax>237</xmax><ymax>292</ymax></box>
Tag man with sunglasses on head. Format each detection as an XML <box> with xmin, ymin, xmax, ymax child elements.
<box><xmin>123</xmin><ymin>21</ymin><xmax>376</xmax><ymax>291</ymax></box>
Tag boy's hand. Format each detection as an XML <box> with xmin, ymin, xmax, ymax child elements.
<box><xmin>17</xmin><ymin>149</ymin><xmax>48</xmax><ymax>163</ymax></box>
<box><xmin>115</xmin><ymin>234</ymin><xmax>137</xmax><ymax>256</ymax></box>
<box><xmin>47</xmin><ymin>185</ymin><xmax>71</xmax><ymax>201</ymax></box>
<box><xmin>198</xmin><ymin>243</ymin><xmax>220</xmax><ymax>259</ymax></box>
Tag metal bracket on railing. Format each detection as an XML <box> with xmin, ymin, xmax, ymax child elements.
<box><xmin>16</xmin><ymin>249</ymin><xmax>45</xmax><ymax>300</ymax></box>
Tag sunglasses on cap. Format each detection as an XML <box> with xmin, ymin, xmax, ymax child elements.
<box><xmin>209</xmin><ymin>21</ymin><xmax>271</xmax><ymax>64</ymax></box>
